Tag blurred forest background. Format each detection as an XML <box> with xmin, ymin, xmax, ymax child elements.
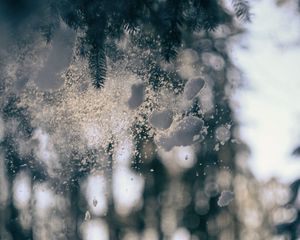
<box><xmin>0</xmin><ymin>0</ymin><xmax>300</xmax><ymax>239</ymax></box>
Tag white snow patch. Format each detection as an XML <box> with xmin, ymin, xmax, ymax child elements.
<box><xmin>231</xmin><ymin>0</ymin><xmax>300</xmax><ymax>182</ymax></box>
<box><xmin>13</xmin><ymin>171</ymin><xmax>31</xmax><ymax>209</ymax></box>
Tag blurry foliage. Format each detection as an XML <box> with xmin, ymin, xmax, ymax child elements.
<box><xmin>1</xmin><ymin>0</ymin><xmax>250</xmax><ymax>89</ymax></box>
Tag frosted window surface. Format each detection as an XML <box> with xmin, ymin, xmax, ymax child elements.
<box><xmin>1</xmin><ymin>1</ymin><xmax>299</xmax><ymax>240</ymax></box>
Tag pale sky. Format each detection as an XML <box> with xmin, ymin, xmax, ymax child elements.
<box><xmin>231</xmin><ymin>0</ymin><xmax>300</xmax><ymax>182</ymax></box>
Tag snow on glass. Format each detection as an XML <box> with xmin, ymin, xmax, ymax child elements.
<box><xmin>16</xmin><ymin>46</ymin><xmax>208</xmax><ymax>158</ymax></box>
<box><xmin>0</xmin><ymin>20</ymin><xmax>237</xmax><ymax>238</ymax></box>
